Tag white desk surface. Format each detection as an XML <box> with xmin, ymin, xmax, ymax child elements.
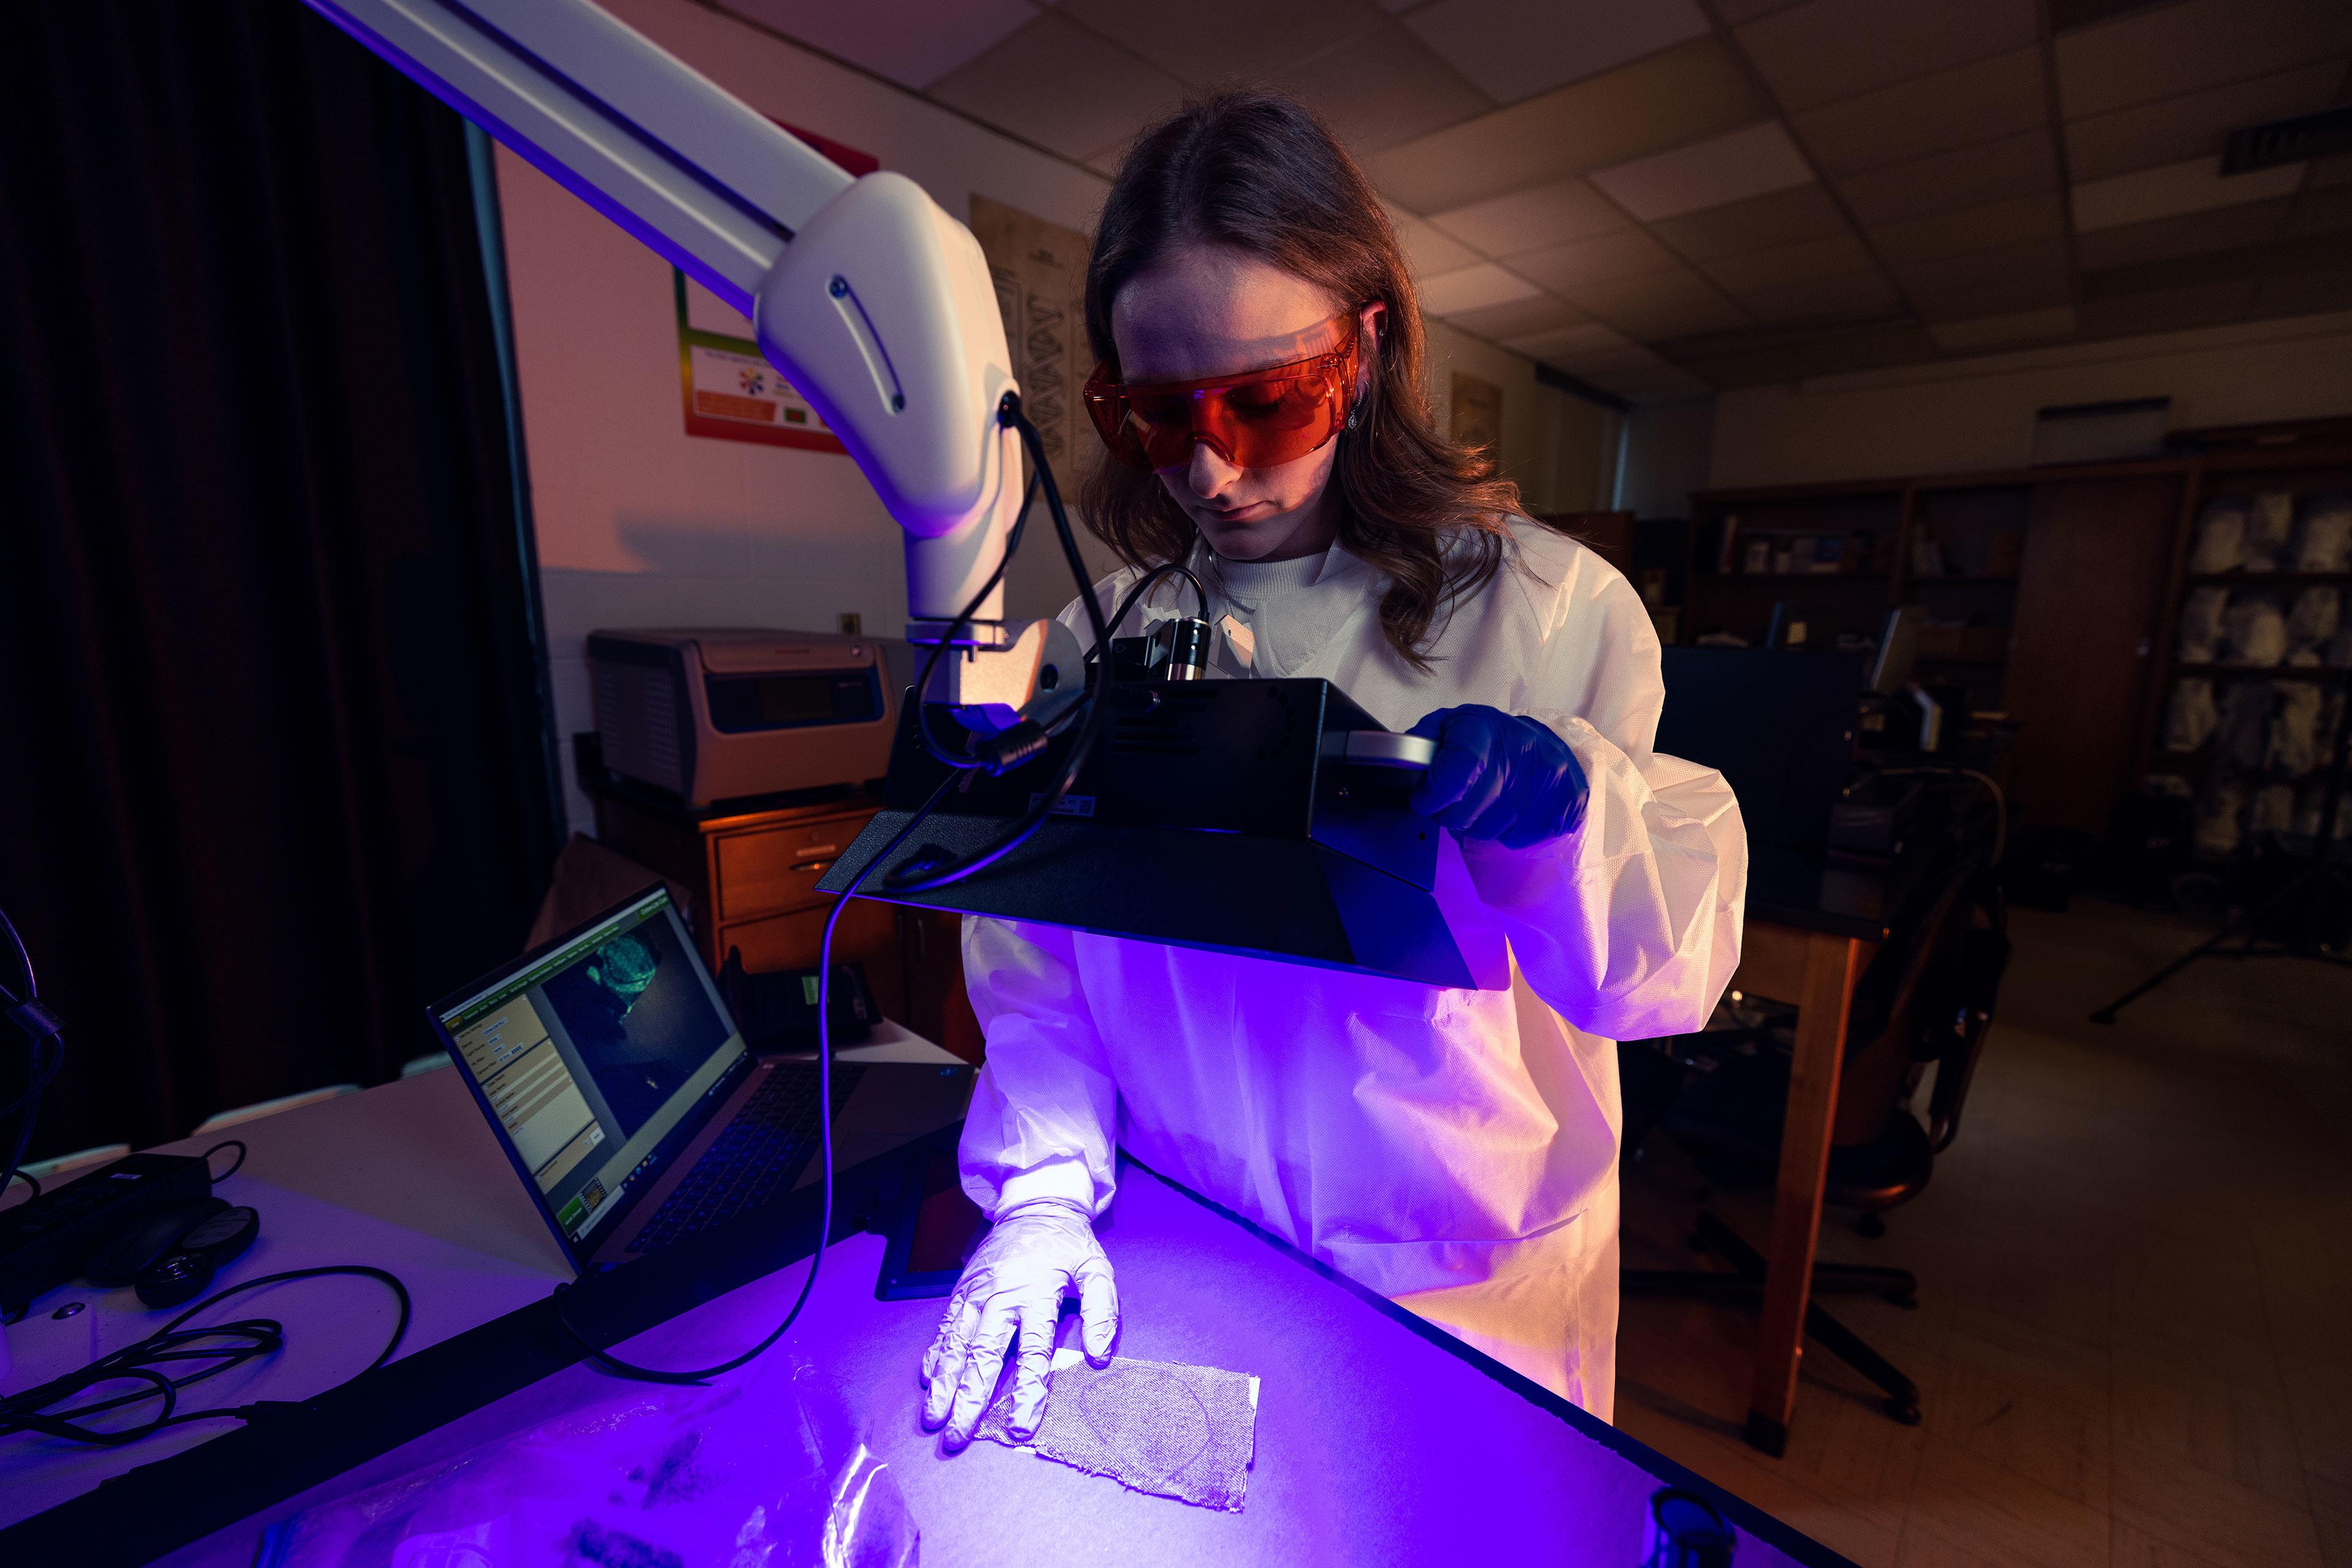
<box><xmin>0</xmin><ymin>1029</ymin><xmax>963</xmax><ymax>1530</ymax></box>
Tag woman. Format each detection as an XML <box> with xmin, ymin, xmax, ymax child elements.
<box><xmin>920</xmin><ymin>92</ymin><xmax>1745</xmax><ymax>1444</ymax></box>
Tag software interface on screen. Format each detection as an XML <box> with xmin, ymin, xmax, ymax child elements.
<box><xmin>439</xmin><ymin>892</ymin><xmax>743</xmax><ymax>1243</ymax></box>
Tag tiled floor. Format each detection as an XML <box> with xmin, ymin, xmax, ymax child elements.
<box><xmin>1616</xmin><ymin>897</ymin><xmax>2352</xmax><ymax>1568</ymax></box>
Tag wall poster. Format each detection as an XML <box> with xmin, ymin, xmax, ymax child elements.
<box><xmin>674</xmin><ymin>122</ymin><xmax>879</xmax><ymax>454</ymax></box>
<box><xmin>1450</xmin><ymin>371</ymin><xmax>1503</xmax><ymax>459</ymax></box>
<box><xmin>968</xmin><ymin>194</ymin><xmax>1093</xmax><ymax>495</ymax></box>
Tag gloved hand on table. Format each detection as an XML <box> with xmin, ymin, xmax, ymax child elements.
<box><xmin>1408</xmin><ymin>704</ymin><xmax>1590</xmax><ymax>850</ymax></box>
<box><xmin>920</xmin><ymin>1197</ymin><xmax>1119</xmax><ymax>1449</ymax></box>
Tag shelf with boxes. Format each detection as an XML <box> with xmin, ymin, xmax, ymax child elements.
<box><xmin>2148</xmin><ymin>478</ymin><xmax>2352</xmax><ymax>861</ymax></box>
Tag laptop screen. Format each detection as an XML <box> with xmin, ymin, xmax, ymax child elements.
<box><xmin>434</xmin><ymin>888</ymin><xmax>747</xmax><ymax>1259</ymax></box>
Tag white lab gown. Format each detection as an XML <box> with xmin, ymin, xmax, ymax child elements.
<box><xmin>956</xmin><ymin>518</ymin><xmax>1747</xmax><ymax>1419</ymax></box>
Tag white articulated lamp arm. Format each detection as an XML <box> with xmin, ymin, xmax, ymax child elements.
<box><xmin>304</xmin><ymin>0</ymin><xmax>1029</xmax><ymax>634</ymax></box>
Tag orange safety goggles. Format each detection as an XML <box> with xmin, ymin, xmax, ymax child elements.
<box><xmin>1082</xmin><ymin>312</ymin><xmax>1364</xmax><ymax>472</ymax></box>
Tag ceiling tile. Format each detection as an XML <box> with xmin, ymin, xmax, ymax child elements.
<box><xmin>1511</xmin><ymin>228</ymin><xmax>1683</xmax><ymax>292</ymax></box>
<box><xmin>1714</xmin><ymin>0</ymin><xmax>1807</xmax><ymax>22</ymax></box>
<box><xmin>1060</xmin><ymin>0</ymin><xmax>1385</xmax><ymax>85</ymax></box>
<box><xmin>1271</xmin><ymin>24</ymin><xmax>1494</xmax><ymax>156</ymax></box>
<box><xmin>2054</xmin><ymin>0</ymin><xmax>2352</xmax><ymax>119</ymax></box>
<box><xmin>929</xmin><ymin>13</ymin><xmax>1185</xmax><ymax>159</ymax></box>
<box><xmin>1443</xmin><ymin>293</ymin><xmax>1590</xmax><ymax>338</ymax></box>
<box><xmin>1649</xmin><ymin>183</ymin><xmax>1848</xmax><ymax>262</ymax></box>
<box><xmin>1558</xmin><ymin>265</ymin><xmax>1750</xmax><ymax>339</ymax></box>
<box><xmin>1427</xmin><ymin>179</ymin><xmax>1630</xmax><ymax>257</ymax></box>
<box><xmin>1588</xmin><ymin>123</ymin><xmax>1814</xmax><ymax>222</ymax></box>
<box><xmin>1736</xmin><ymin>0</ymin><xmax>2038</xmax><ymax>113</ymax></box>
<box><xmin>2076</xmin><ymin>198</ymin><xmax>2294</xmax><ymax>270</ymax></box>
<box><xmin>1363</xmin><ymin>39</ymin><xmax>1767</xmax><ymax>211</ymax></box>
<box><xmin>1890</xmin><ymin>236</ymin><xmax>2073</xmax><ymax>318</ymax></box>
<box><xmin>1927</xmin><ymin>306</ymin><xmax>2081</xmax><ymax>352</ymax></box>
<box><xmin>2072</xmin><ymin>156</ymin><xmax>2308</xmax><ymax>231</ymax></box>
<box><xmin>1386</xmin><ymin>205</ymin><xmax>1483</xmax><ymax>277</ymax></box>
<box><xmin>1698</xmin><ymin>232</ymin><xmax>1877</xmax><ymax>295</ymax></box>
<box><xmin>1401</xmin><ymin>0</ymin><xmax>1710</xmax><ymax>107</ymax></box>
<box><xmin>720</xmin><ymin>0</ymin><xmax>1037</xmax><ymax>91</ymax></box>
<box><xmin>2289</xmin><ymin>183</ymin><xmax>2352</xmax><ymax>236</ymax></box>
<box><xmin>1738</xmin><ymin>270</ymin><xmax>1908</xmax><ymax>324</ymax></box>
<box><xmin>1792</xmin><ymin>48</ymin><xmax>2047</xmax><ymax>178</ymax></box>
<box><xmin>1502</xmin><ymin>322</ymin><xmax>1639</xmax><ymax>364</ymax></box>
<box><xmin>1869</xmin><ymin>191</ymin><xmax>2068</xmax><ymax>263</ymax></box>
<box><xmin>2062</xmin><ymin>59</ymin><xmax>2351</xmax><ymax>183</ymax></box>
<box><xmin>1418</xmin><ymin>262</ymin><xmax>1543</xmax><ymax>314</ymax></box>
<box><xmin>1837</xmin><ymin>129</ymin><xmax>2059</xmax><ymax>227</ymax></box>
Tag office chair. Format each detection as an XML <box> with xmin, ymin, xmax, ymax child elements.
<box><xmin>1621</xmin><ymin>850</ymin><xmax>2008</xmax><ymax>1429</ymax></box>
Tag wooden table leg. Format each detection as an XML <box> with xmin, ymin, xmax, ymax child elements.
<box><xmin>1744</xmin><ymin>930</ymin><xmax>1864</xmax><ymax>1457</ymax></box>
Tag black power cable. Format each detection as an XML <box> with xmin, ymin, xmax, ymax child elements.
<box><xmin>550</xmin><ymin>396</ymin><xmax>1111</xmax><ymax>1384</ymax></box>
<box><xmin>0</xmin><ymin>1265</ymin><xmax>411</xmax><ymax>1446</ymax></box>
<box><xmin>1085</xmin><ymin>561</ymin><xmax>1211</xmax><ymax>663</ymax></box>
<box><xmin>0</xmin><ymin>902</ymin><xmax>62</xmax><ymax>1207</ymax></box>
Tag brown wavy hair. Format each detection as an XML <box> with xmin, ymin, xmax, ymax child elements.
<box><xmin>1079</xmin><ymin>91</ymin><xmax>1527</xmax><ymax>669</ymax></box>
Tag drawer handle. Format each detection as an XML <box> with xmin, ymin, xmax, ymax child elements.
<box><xmin>791</xmin><ymin>856</ymin><xmax>838</xmax><ymax>874</ymax></box>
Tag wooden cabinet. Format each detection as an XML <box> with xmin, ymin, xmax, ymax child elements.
<box><xmin>589</xmin><ymin>785</ymin><xmax>983</xmax><ymax>1061</ymax></box>
<box><xmin>2005</xmin><ymin>477</ymin><xmax>2185</xmax><ymax>832</ymax></box>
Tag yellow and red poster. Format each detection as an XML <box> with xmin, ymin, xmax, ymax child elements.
<box><xmin>674</xmin><ymin>123</ymin><xmax>877</xmax><ymax>454</ymax></box>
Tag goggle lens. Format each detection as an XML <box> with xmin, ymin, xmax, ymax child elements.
<box><xmin>1084</xmin><ymin>314</ymin><xmax>1361</xmax><ymax>472</ymax></box>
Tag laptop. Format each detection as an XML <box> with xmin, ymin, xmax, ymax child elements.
<box><xmin>428</xmin><ymin>886</ymin><xmax>974</xmax><ymax>1274</ymax></box>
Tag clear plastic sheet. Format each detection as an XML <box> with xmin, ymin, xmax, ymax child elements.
<box><xmin>251</xmin><ymin>1351</ymin><xmax>917</xmax><ymax>1568</ymax></box>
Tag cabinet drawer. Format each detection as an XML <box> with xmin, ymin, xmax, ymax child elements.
<box><xmin>713</xmin><ymin>812</ymin><xmax>871</xmax><ymax>920</ymax></box>
<box><xmin>716</xmin><ymin>898</ymin><xmax>899</xmax><ymax>978</ymax></box>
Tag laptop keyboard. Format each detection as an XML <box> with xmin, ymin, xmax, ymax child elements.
<box><xmin>627</xmin><ymin>1063</ymin><xmax>866</xmax><ymax>1255</ymax></box>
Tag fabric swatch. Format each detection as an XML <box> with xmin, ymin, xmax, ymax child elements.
<box><xmin>972</xmin><ymin>1350</ymin><xmax>1260</xmax><ymax>1512</ymax></box>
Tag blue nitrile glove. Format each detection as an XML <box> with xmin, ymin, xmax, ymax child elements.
<box><xmin>1407</xmin><ymin>705</ymin><xmax>1590</xmax><ymax>850</ymax></box>
<box><xmin>920</xmin><ymin>1198</ymin><xmax>1118</xmax><ymax>1450</ymax></box>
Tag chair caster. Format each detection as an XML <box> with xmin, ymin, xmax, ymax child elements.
<box><xmin>1855</xmin><ymin>1213</ymin><xmax>1886</xmax><ymax>1239</ymax></box>
<box><xmin>1887</xmin><ymin>1398</ymin><xmax>1923</xmax><ymax>1426</ymax></box>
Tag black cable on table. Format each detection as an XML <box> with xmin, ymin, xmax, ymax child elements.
<box><xmin>0</xmin><ymin>1265</ymin><xmax>412</xmax><ymax>1447</ymax></box>
<box><xmin>201</xmin><ymin>1139</ymin><xmax>248</xmax><ymax>1183</ymax></box>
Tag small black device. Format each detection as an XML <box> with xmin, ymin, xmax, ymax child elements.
<box><xmin>822</xmin><ymin>677</ymin><xmax>1466</xmax><ymax>987</ymax></box>
<box><xmin>135</xmin><ymin>1205</ymin><xmax>260</xmax><ymax>1308</ymax></box>
<box><xmin>0</xmin><ymin>1151</ymin><xmax>213</xmax><ymax>1316</ymax></box>
<box><xmin>716</xmin><ymin>952</ymin><xmax>877</xmax><ymax>1052</ymax></box>
<box><xmin>83</xmin><ymin>1195</ymin><xmax>228</xmax><ymax>1286</ymax></box>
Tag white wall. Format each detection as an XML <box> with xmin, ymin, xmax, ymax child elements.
<box><xmin>1614</xmin><ymin>396</ymin><xmax>1715</xmax><ymax>519</ymax></box>
<box><xmin>496</xmin><ymin>0</ymin><xmax>1611</xmax><ymax>831</ymax></box>
<box><xmin>1709</xmin><ymin>311</ymin><xmax>2352</xmax><ymax>489</ymax></box>
<box><xmin>500</xmin><ymin>0</ymin><xmax>1110</xmax><ymax>832</ymax></box>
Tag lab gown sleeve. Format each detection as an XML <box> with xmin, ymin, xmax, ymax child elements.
<box><xmin>955</xmin><ymin>916</ymin><xmax>1121</xmax><ymax>1220</ymax></box>
<box><xmin>1457</xmin><ymin>558</ymin><xmax>1747</xmax><ymax>1041</ymax></box>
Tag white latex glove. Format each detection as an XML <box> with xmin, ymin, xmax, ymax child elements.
<box><xmin>919</xmin><ymin>1197</ymin><xmax>1117</xmax><ymax>1448</ymax></box>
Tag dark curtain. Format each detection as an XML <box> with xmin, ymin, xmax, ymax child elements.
<box><xmin>0</xmin><ymin>1</ymin><xmax>562</xmax><ymax>1156</ymax></box>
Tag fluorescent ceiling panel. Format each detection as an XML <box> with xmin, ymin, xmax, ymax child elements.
<box><xmin>1589</xmin><ymin>123</ymin><xmax>1815</xmax><ymax>222</ymax></box>
<box><xmin>1418</xmin><ymin>262</ymin><xmax>1543</xmax><ymax>315</ymax></box>
<box><xmin>1363</xmin><ymin>39</ymin><xmax>1765</xmax><ymax>212</ymax></box>
<box><xmin>1402</xmin><ymin>0</ymin><xmax>1709</xmax><ymax>107</ymax></box>
<box><xmin>1060</xmin><ymin>0</ymin><xmax>1386</xmax><ymax>86</ymax></box>
<box><xmin>2053</xmin><ymin>0</ymin><xmax>2352</xmax><ymax>120</ymax></box>
<box><xmin>1427</xmin><ymin>179</ymin><xmax>1629</xmax><ymax>257</ymax></box>
<box><xmin>929</xmin><ymin>13</ymin><xmax>1184</xmax><ymax>159</ymax></box>
<box><xmin>2071</xmin><ymin>156</ymin><xmax>2309</xmax><ymax>232</ymax></box>
<box><xmin>1736</xmin><ymin>0</ymin><xmax>2037</xmax><ymax>112</ymax></box>
<box><xmin>720</xmin><ymin>0</ymin><xmax>1036</xmax><ymax>91</ymax></box>
<box><xmin>1271</xmin><ymin>24</ymin><xmax>1494</xmax><ymax>156</ymax></box>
